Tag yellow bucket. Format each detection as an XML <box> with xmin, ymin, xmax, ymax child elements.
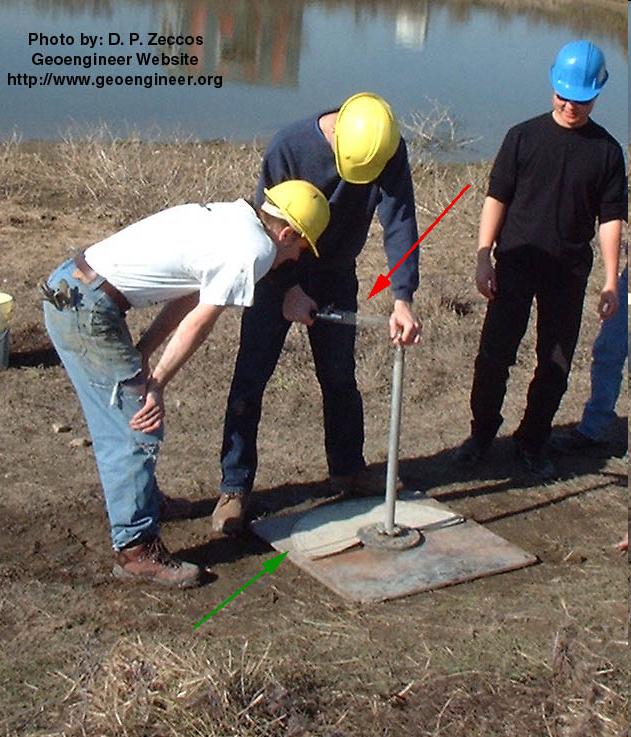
<box><xmin>0</xmin><ymin>292</ymin><xmax>13</xmax><ymax>369</ymax></box>
<box><xmin>0</xmin><ymin>292</ymin><xmax>13</xmax><ymax>326</ymax></box>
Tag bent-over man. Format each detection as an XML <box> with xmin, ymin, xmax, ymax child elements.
<box><xmin>43</xmin><ymin>181</ymin><xmax>329</xmax><ymax>587</ymax></box>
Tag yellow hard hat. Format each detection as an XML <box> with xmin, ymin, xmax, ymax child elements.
<box><xmin>263</xmin><ymin>180</ymin><xmax>330</xmax><ymax>257</ymax></box>
<box><xmin>334</xmin><ymin>92</ymin><xmax>400</xmax><ymax>184</ymax></box>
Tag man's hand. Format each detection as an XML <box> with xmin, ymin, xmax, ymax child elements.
<box><xmin>282</xmin><ymin>285</ymin><xmax>317</xmax><ymax>325</ymax></box>
<box><xmin>476</xmin><ymin>199</ymin><xmax>505</xmax><ymax>299</ymax></box>
<box><xmin>129</xmin><ymin>378</ymin><xmax>165</xmax><ymax>434</ymax></box>
<box><xmin>598</xmin><ymin>286</ymin><xmax>619</xmax><ymax>320</ymax></box>
<box><xmin>390</xmin><ymin>300</ymin><xmax>421</xmax><ymax>346</ymax></box>
<box><xmin>476</xmin><ymin>249</ymin><xmax>497</xmax><ymax>300</ymax></box>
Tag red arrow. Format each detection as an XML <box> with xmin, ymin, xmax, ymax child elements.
<box><xmin>368</xmin><ymin>183</ymin><xmax>472</xmax><ymax>299</ymax></box>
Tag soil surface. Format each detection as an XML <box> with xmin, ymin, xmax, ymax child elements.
<box><xmin>0</xmin><ymin>141</ymin><xmax>627</xmax><ymax>737</ymax></box>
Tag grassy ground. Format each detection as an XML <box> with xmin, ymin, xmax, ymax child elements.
<box><xmin>0</xmin><ymin>132</ymin><xmax>628</xmax><ymax>737</ymax></box>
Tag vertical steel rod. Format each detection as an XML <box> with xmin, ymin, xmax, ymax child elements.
<box><xmin>384</xmin><ymin>343</ymin><xmax>405</xmax><ymax>534</ymax></box>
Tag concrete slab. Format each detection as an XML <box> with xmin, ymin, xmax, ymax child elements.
<box><xmin>250</xmin><ymin>496</ymin><xmax>537</xmax><ymax>603</ymax></box>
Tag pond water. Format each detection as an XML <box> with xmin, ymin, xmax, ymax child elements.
<box><xmin>1</xmin><ymin>0</ymin><xmax>627</xmax><ymax>158</ymax></box>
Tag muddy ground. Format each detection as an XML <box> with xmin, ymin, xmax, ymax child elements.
<box><xmin>0</xmin><ymin>140</ymin><xmax>628</xmax><ymax>736</ymax></box>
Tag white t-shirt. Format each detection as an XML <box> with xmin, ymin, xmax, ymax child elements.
<box><xmin>84</xmin><ymin>199</ymin><xmax>276</xmax><ymax>309</ymax></box>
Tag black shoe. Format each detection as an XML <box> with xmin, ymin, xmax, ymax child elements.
<box><xmin>549</xmin><ymin>428</ymin><xmax>602</xmax><ymax>455</ymax></box>
<box><xmin>454</xmin><ymin>436</ymin><xmax>492</xmax><ymax>468</ymax></box>
<box><xmin>514</xmin><ymin>443</ymin><xmax>557</xmax><ymax>481</ymax></box>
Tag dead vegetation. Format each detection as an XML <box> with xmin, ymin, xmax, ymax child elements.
<box><xmin>49</xmin><ymin>638</ymin><xmax>324</xmax><ymax>737</ymax></box>
<box><xmin>0</xmin><ymin>109</ymin><xmax>479</xmax><ymax>224</ymax></box>
<box><xmin>26</xmin><ymin>619</ymin><xmax>627</xmax><ymax>737</ymax></box>
<box><xmin>403</xmin><ymin>102</ymin><xmax>482</xmax><ymax>161</ymax></box>
<box><xmin>0</xmin><ymin>127</ymin><xmax>262</xmax><ymax>223</ymax></box>
<box><xmin>0</xmin><ymin>133</ymin><xmax>31</xmax><ymax>200</ymax></box>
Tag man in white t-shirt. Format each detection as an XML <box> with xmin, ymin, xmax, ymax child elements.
<box><xmin>42</xmin><ymin>181</ymin><xmax>329</xmax><ymax>589</ymax></box>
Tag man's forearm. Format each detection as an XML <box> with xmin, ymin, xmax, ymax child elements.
<box><xmin>598</xmin><ymin>219</ymin><xmax>622</xmax><ymax>288</ymax></box>
<box><xmin>151</xmin><ymin>303</ymin><xmax>224</xmax><ymax>389</ymax></box>
<box><xmin>136</xmin><ymin>292</ymin><xmax>199</xmax><ymax>360</ymax></box>
<box><xmin>478</xmin><ymin>196</ymin><xmax>507</xmax><ymax>253</ymax></box>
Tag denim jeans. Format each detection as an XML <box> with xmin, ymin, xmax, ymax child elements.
<box><xmin>578</xmin><ymin>266</ymin><xmax>628</xmax><ymax>440</ymax></box>
<box><xmin>220</xmin><ymin>265</ymin><xmax>364</xmax><ymax>494</ymax></box>
<box><xmin>470</xmin><ymin>246</ymin><xmax>592</xmax><ymax>452</ymax></box>
<box><xmin>43</xmin><ymin>258</ymin><xmax>161</xmax><ymax>550</ymax></box>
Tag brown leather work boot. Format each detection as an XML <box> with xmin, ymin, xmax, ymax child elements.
<box><xmin>211</xmin><ymin>493</ymin><xmax>247</xmax><ymax>534</ymax></box>
<box><xmin>159</xmin><ymin>493</ymin><xmax>196</xmax><ymax>521</ymax></box>
<box><xmin>113</xmin><ymin>538</ymin><xmax>201</xmax><ymax>588</ymax></box>
<box><xmin>329</xmin><ymin>466</ymin><xmax>404</xmax><ymax>498</ymax></box>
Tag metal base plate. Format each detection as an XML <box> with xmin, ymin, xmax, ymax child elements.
<box><xmin>288</xmin><ymin>496</ymin><xmax>459</xmax><ymax>559</ymax></box>
<box><xmin>251</xmin><ymin>495</ymin><xmax>537</xmax><ymax>603</ymax></box>
<box><xmin>357</xmin><ymin>523</ymin><xmax>423</xmax><ymax>550</ymax></box>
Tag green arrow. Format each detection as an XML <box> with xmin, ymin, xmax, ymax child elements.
<box><xmin>193</xmin><ymin>552</ymin><xmax>288</xmax><ymax>629</ymax></box>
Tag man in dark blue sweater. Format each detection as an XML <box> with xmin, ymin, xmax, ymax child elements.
<box><xmin>213</xmin><ymin>93</ymin><xmax>420</xmax><ymax>532</ymax></box>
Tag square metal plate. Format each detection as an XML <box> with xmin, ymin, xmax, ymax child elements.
<box><xmin>251</xmin><ymin>496</ymin><xmax>537</xmax><ymax>603</ymax></box>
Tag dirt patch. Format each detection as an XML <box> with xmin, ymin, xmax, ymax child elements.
<box><xmin>0</xmin><ymin>138</ymin><xmax>627</xmax><ymax>737</ymax></box>
<box><xmin>8</xmin><ymin>322</ymin><xmax>59</xmax><ymax>368</ymax></box>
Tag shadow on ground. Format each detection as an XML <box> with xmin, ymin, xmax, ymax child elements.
<box><xmin>8</xmin><ymin>322</ymin><xmax>60</xmax><ymax>368</ymax></box>
<box><xmin>240</xmin><ymin>417</ymin><xmax>627</xmax><ymax>522</ymax></box>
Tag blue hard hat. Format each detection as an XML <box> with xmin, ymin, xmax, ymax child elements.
<box><xmin>550</xmin><ymin>40</ymin><xmax>608</xmax><ymax>101</ymax></box>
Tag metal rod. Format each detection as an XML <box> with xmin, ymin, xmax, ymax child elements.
<box><xmin>384</xmin><ymin>343</ymin><xmax>405</xmax><ymax>534</ymax></box>
<box><xmin>313</xmin><ymin>309</ymin><xmax>389</xmax><ymax>328</ymax></box>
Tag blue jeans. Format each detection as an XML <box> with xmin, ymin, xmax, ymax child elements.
<box><xmin>220</xmin><ymin>265</ymin><xmax>364</xmax><ymax>494</ymax></box>
<box><xmin>43</xmin><ymin>258</ymin><xmax>161</xmax><ymax>550</ymax></box>
<box><xmin>578</xmin><ymin>266</ymin><xmax>628</xmax><ymax>441</ymax></box>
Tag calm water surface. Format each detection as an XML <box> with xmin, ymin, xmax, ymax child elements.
<box><xmin>1</xmin><ymin>0</ymin><xmax>627</xmax><ymax>158</ymax></box>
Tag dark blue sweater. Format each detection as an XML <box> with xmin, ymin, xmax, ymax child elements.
<box><xmin>255</xmin><ymin>111</ymin><xmax>419</xmax><ymax>301</ymax></box>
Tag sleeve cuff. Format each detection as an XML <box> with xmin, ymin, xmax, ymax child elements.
<box><xmin>486</xmin><ymin>185</ymin><xmax>512</xmax><ymax>204</ymax></box>
<box><xmin>392</xmin><ymin>286</ymin><xmax>415</xmax><ymax>302</ymax></box>
<box><xmin>599</xmin><ymin>206</ymin><xmax>628</xmax><ymax>224</ymax></box>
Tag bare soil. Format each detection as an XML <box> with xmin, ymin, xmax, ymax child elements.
<box><xmin>0</xmin><ymin>139</ymin><xmax>627</xmax><ymax>737</ymax></box>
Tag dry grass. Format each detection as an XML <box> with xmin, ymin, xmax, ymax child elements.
<box><xmin>1</xmin><ymin>113</ymin><xmax>477</xmax><ymax>223</ymax></box>
<box><xmin>403</xmin><ymin>102</ymin><xmax>482</xmax><ymax>162</ymax></box>
<box><xmin>24</xmin><ymin>619</ymin><xmax>627</xmax><ymax>737</ymax></box>
<box><xmin>42</xmin><ymin>637</ymin><xmax>329</xmax><ymax>737</ymax></box>
<box><xmin>1</xmin><ymin>126</ymin><xmax>262</xmax><ymax>224</ymax></box>
<box><xmin>0</xmin><ymin>133</ymin><xmax>31</xmax><ymax>199</ymax></box>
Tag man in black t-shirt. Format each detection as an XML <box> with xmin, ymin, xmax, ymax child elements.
<box><xmin>455</xmin><ymin>40</ymin><xmax>626</xmax><ymax>479</ymax></box>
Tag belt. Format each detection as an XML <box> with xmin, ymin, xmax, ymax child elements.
<box><xmin>73</xmin><ymin>253</ymin><xmax>131</xmax><ymax>313</ymax></box>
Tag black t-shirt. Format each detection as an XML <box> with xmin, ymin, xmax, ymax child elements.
<box><xmin>488</xmin><ymin>113</ymin><xmax>626</xmax><ymax>259</ymax></box>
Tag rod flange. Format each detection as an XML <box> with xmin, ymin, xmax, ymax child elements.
<box><xmin>357</xmin><ymin>523</ymin><xmax>423</xmax><ymax>550</ymax></box>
